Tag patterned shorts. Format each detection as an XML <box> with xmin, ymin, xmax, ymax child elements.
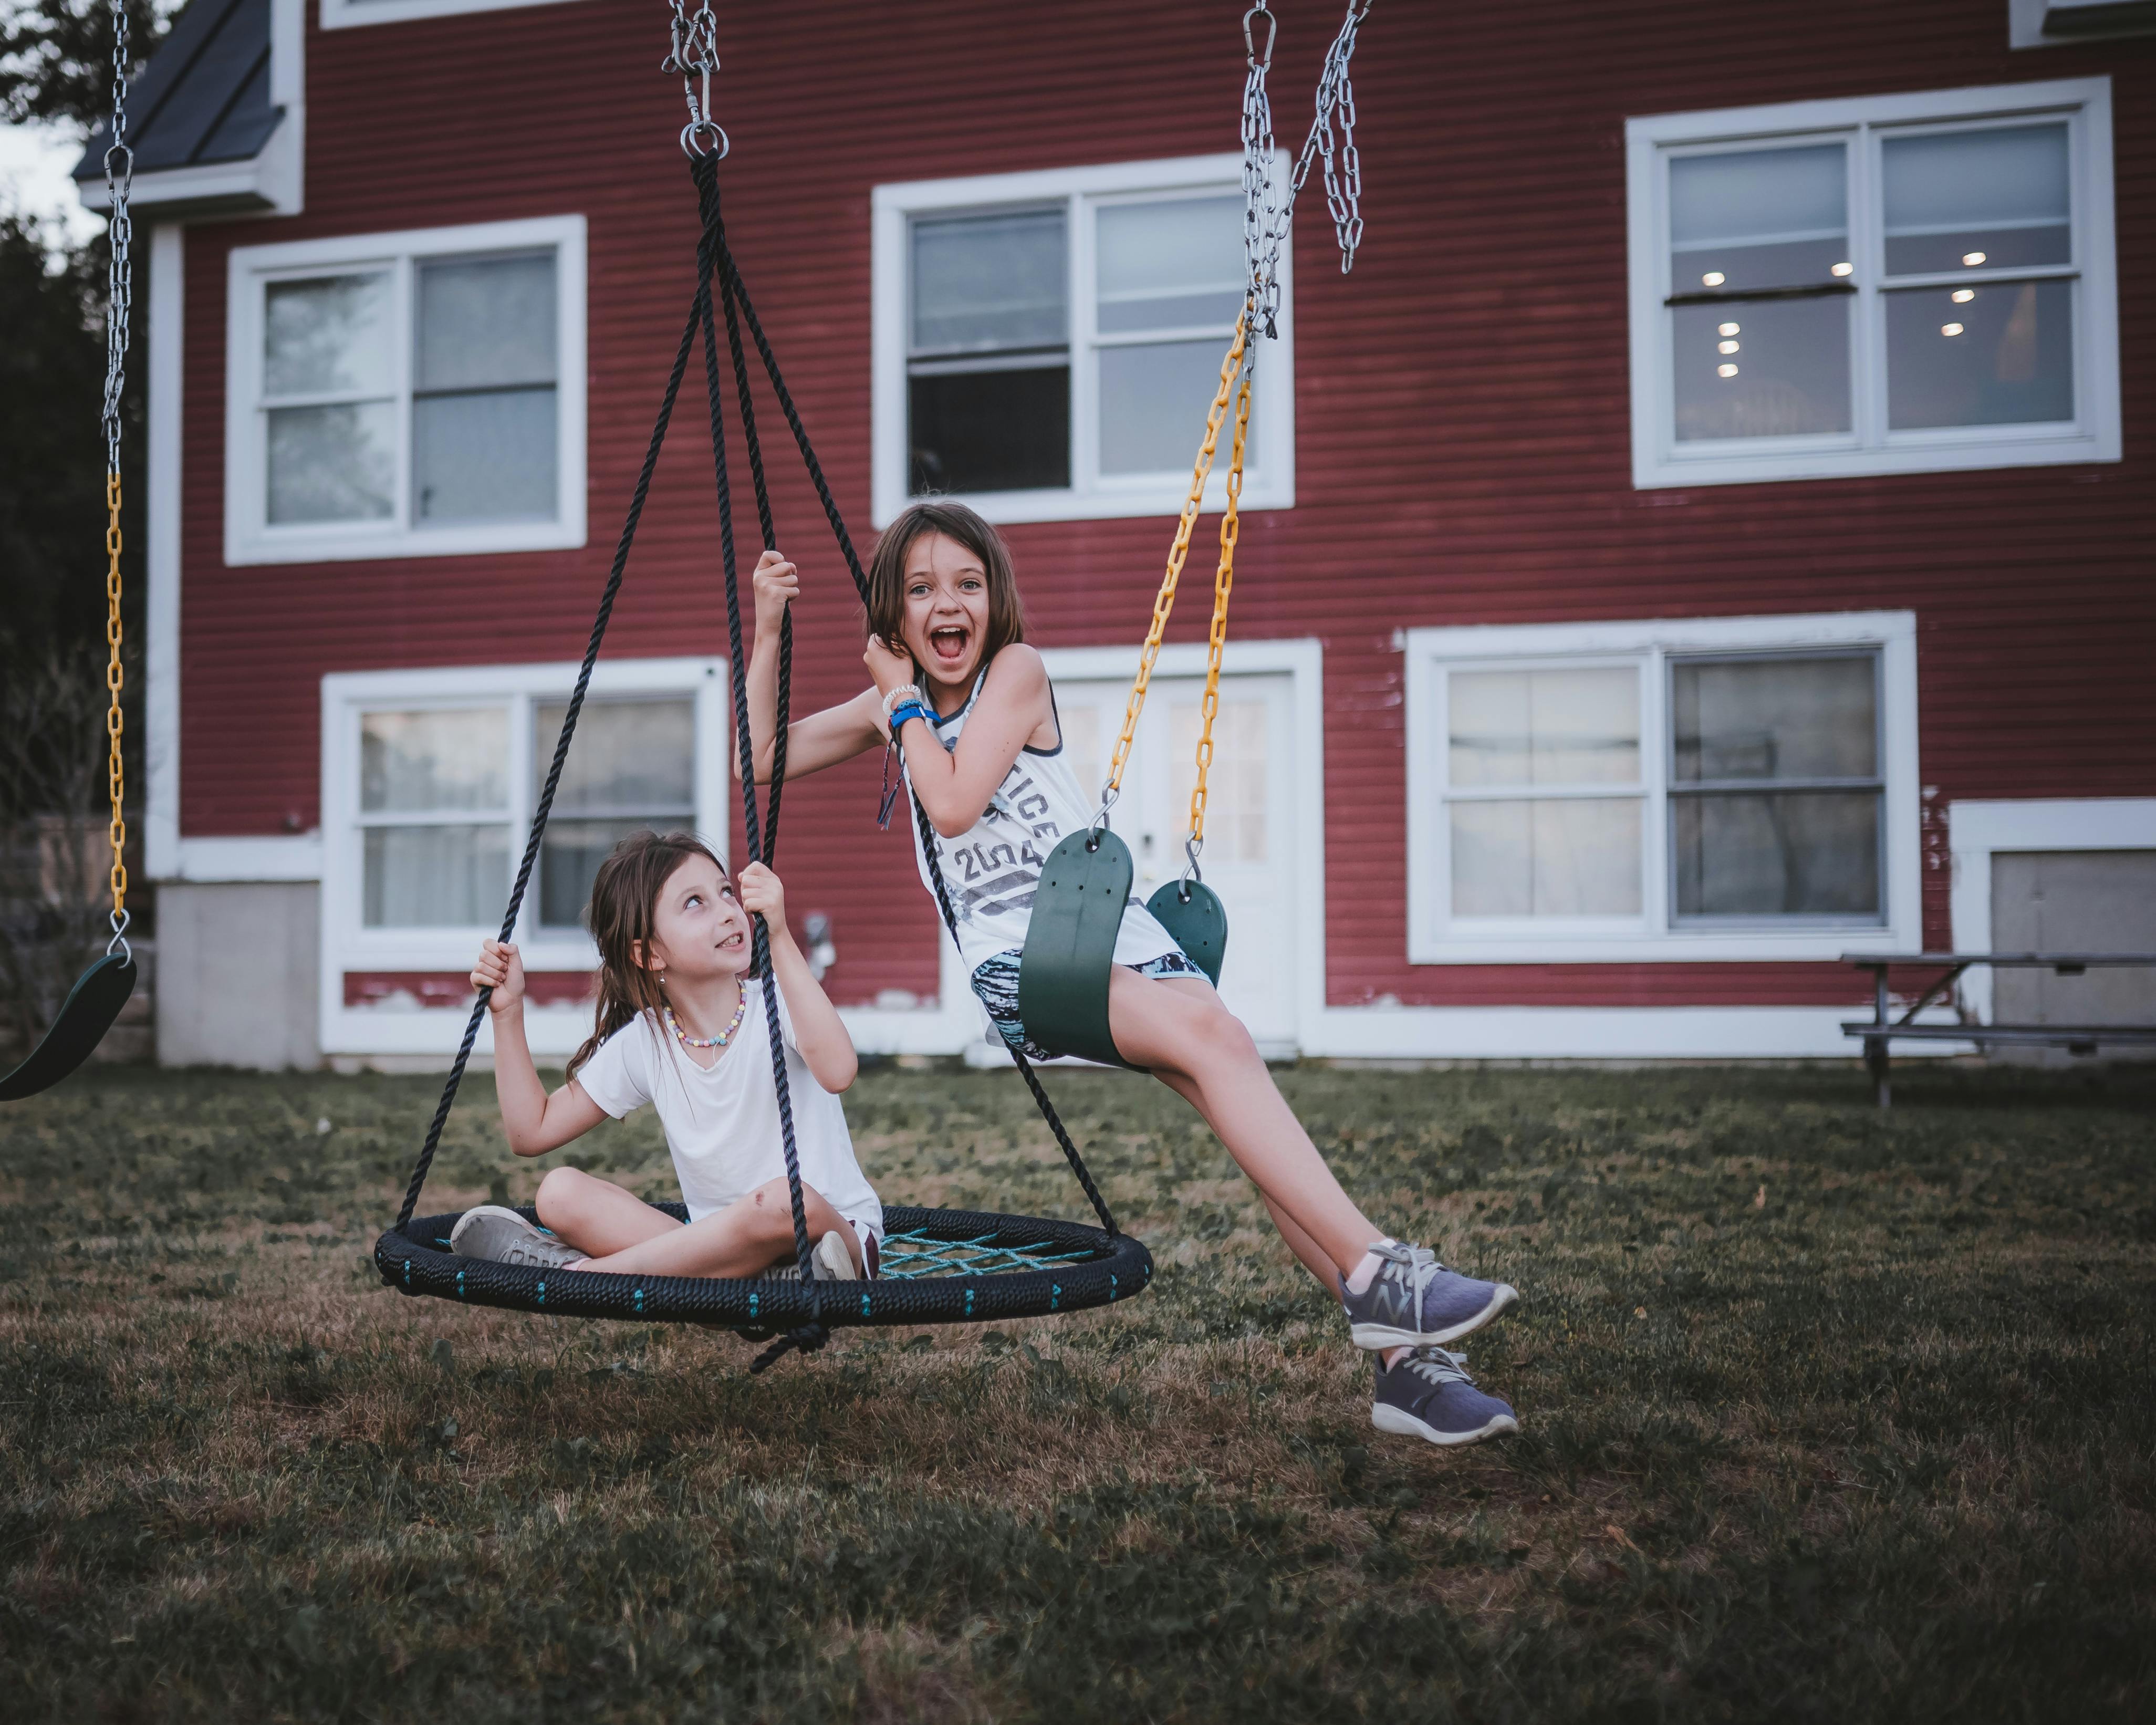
<box><xmin>970</xmin><ymin>947</ymin><xmax>1205</xmax><ymax>1063</ymax></box>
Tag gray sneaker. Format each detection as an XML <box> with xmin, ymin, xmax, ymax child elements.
<box><xmin>763</xmin><ymin>1229</ymin><xmax>858</xmax><ymax>1282</ymax></box>
<box><xmin>1371</xmin><ymin>1347</ymin><xmax>1518</xmax><ymax>1448</ymax></box>
<box><xmin>449</xmin><ymin>1205</ymin><xmax>584</xmax><ymax>1271</ymax></box>
<box><xmin>1340</xmin><ymin>1240</ymin><xmax>1517</xmax><ymax>1349</ymax></box>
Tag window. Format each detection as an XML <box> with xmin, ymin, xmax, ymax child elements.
<box><xmin>1403</xmin><ymin>614</ymin><xmax>1920</xmax><ymax>962</ymax></box>
<box><xmin>320</xmin><ymin>0</ymin><xmax>584</xmax><ymax>28</ymax></box>
<box><xmin>1626</xmin><ymin>79</ymin><xmax>2118</xmax><ymax>488</ymax></box>
<box><xmin>227</xmin><ymin>217</ymin><xmax>586</xmax><ymax>563</ymax></box>
<box><xmin>873</xmin><ymin>154</ymin><xmax>1295</xmax><ymax>525</ymax></box>
<box><xmin>320</xmin><ymin>660</ymin><xmax>725</xmax><ymax>997</ymax></box>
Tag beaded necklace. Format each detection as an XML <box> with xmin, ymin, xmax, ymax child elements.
<box><xmin>663</xmin><ymin>979</ymin><xmax>748</xmax><ymax>1052</ymax></box>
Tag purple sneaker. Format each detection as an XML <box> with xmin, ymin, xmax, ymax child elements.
<box><xmin>1340</xmin><ymin>1240</ymin><xmax>1517</xmax><ymax>1349</ymax></box>
<box><xmin>1371</xmin><ymin>1347</ymin><xmax>1518</xmax><ymax>1448</ymax></box>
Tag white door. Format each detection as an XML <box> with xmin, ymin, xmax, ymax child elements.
<box><xmin>1051</xmin><ymin>671</ymin><xmax>1301</xmax><ymax>1051</ymax></box>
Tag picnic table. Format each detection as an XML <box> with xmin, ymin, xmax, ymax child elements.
<box><xmin>1841</xmin><ymin>952</ymin><xmax>2156</xmax><ymax>1107</ymax></box>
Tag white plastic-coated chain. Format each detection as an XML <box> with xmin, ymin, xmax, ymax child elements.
<box><xmin>1241</xmin><ymin>2</ymin><xmax>1373</xmax><ymax>339</ymax></box>
<box><xmin>662</xmin><ymin>0</ymin><xmax>727</xmax><ymax>158</ymax></box>
<box><xmin>102</xmin><ymin>0</ymin><xmax>133</xmax><ymax>481</ymax></box>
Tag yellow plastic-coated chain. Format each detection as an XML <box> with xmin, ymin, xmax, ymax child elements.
<box><xmin>104</xmin><ymin>471</ymin><xmax>127</xmax><ymax>915</ymax></box>
<box><xmin>1102</xmin><ymin>311</ymin><xmax>1249</xmax><ymax>806</ymax></box>
<box><xmin>1185</xmin><ymin>363</ymin><xmax>1253</xmax><ymax>853</ymax></box>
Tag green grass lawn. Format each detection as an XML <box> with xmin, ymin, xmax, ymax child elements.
<box><xmin>3</xmin><ymin>1059</ymin><xmax>2153</xmax><ymax>1722</ymax></box>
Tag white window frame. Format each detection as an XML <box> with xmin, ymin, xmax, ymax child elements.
<box><xmin>225</xmin><ymin>215</ymin><xmax>587</xmax><ymax>566</ymax></box>
<box><xmin>872</xmin><ymin>152</ymin><xmax>1296</xmax><ymax>527</ymax></box>
<box><xmin>1403</xmin><ymin>611</ymin><xmax>1921</xmax><ymax>963</ymax></box>
<box><xmin>318</xmin><ymin>658</ymin><xmax>727</xmax><ymax>1056</ymax></box>
<box><xmin>320</xmin><ymin>0</ymin><xmax>581</xmax><ymax>27</ymax></box>
<box><xmin>1625</xmin><ymin>78</ymin><xmax>2119</xmax><ymax>490</ymax></box>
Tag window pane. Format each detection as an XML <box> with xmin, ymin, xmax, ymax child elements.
<box><xmin>909</xmin><ymin>366</ymin><xmax>1069</xmax><ymax>493</ymax></box>
<box><xmin>911</xmin><ymin>210</ymin><xmax>1066</xmax><ymax>354</ymax></box>
<box><xmin>1451</xmin><ymin>798</ymin><xmax>1642</xmax><ymax>917</ymax></box>
<box><xmin>1672</xmin><ymin>656</ymin><xmax>1876</xmax><ymax>783</ymax></box>
<box><xmin>1099</xmin><ymin>338</ymin><xmax>1253</xmax><ymax>476</ymax></box>
<box><xmin>266</xmin><ymin>402</ymin><xmax>396</xmax><ymax>523</ymax></box>
<box><xmin>1670</xmin><ymin>144</ymin><xmax>1848</xmax><ymax>292</ymax></box>
<box><xmin>363</xmin><ymin>824</ymin><xmax>510</xmax><ymax>926</ymax></box>
<box><xmin>416</xmin><ymin>253</ymin><xmax>557</xmax><ymax>391</ymax></box>
<box><xmin>1672</xmin><ymin>791</ymin><xmax>1880</xmax><ymax>918</ymax></box>
<box><xmin>361</xmin><ymin>709</ymin><xmax>508</xmax><ymax>812</ymax></box>
<box><xmin>1673</xmin><ymin>296</ymin><xmax>1851</xmax><ymax>440</ymax></box>
<box><xmin>264</xmin><ymin>272</ymin><xmax>392</xmax><ymax>397</ymax></box>
<box><xmin>1883</xmin><ymin>125</ymin><xmax>2070</xmax><ymax>275</ymax></box>
<box><xmin>412</xmin><ymin>387</ymin><xmax>558</xmax><ymax>522</ymax></box>
<box><xmin>535</xmin><ymin>699</ymin><xmax>696</xmax><ymax>814</ymax></box>
<box><xmin>539</xmin><ymin>820</ymin><xmax>670</xmax><ymax>930</ymax></box>
<box><xmin>1096</xmin><ymin>196</ymin><xmax>1244</xmax><ymax>334</ymax></box>
<box><xmin>1449</xmin><ymin>669</ymin><xmax>1639</xmax><ymax>787</ymax></box>
<box><xmin>1171</xmin><ymin>700</ymin><xmax>1267</xmax><ymax>864</ymax></box>
<box><xmin>1886</xmin><ymin>280</ymin><xmax>2073</xmax><ymax>430</ymax></box>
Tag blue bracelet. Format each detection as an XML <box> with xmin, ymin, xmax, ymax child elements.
<box><xmin>888</xmin><ymin>701</ymin><xmax>934</xmax><ymax>733</ymax></box>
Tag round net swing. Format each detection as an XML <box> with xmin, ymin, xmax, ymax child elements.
<box><xmin>373</xmin><ymin>6</ymin><xmax>1152</xmax><ymax>1367</ymax></box>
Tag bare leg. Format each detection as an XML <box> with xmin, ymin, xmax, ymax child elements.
<box><xmin>568</xmin><ymin>1176</ymin><xmax>863</xmax><ymax>1280</ymax></box>
<box><xmin>1109</xmin><ymin>968</ymin><xmax>1384</xmax><ymax>1279</ymax></box>
<box><xmin>1153</xmin><ymin>1066</ymin><xmax>1348</xmax><ymax>1293</ymax></box>
<box><xmin>534</xmin><ymin>1166</ymin><xmax>682</xmax><ymax>1258</ymax></box>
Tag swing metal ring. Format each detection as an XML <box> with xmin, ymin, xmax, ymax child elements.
<box><xmin>682</xmin><ymin>118</ymin><xmax>730</xmax><ymax>159</ymax></box>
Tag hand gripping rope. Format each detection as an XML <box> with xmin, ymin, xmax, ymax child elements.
<box><xmin>391</xmin><ymin>6</ymin><xmax>1119</xmax><ymax>1371</ymax></box>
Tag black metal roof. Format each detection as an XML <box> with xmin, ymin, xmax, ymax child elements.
<box><xmin>73</xmin><ymin>0</ymin><xmax>280</xmax><ymax>183</ymax></box>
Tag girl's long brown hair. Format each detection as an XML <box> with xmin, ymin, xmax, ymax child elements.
<box><xmin>865</xmin><ymin>501</ymin><xmax>1027</xmax><ymax>673</ymax></box>
<box><xmin>567</xmin><ymin>829</ymin><xmax>727</xmax><ymax>1079</ymax></box>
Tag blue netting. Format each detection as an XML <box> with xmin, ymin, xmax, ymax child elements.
<box><xmin>879</xmin><ymin>1229</ymin><xmax>1100</xmax><ymax>1280</ymax></box>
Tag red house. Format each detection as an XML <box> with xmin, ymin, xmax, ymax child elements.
<box><xmin>80</xmin><ymin>0</ymin><xmax>2156</xmax><ymax>1071</ymax></box>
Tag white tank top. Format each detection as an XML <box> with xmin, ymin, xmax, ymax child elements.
<box><xmin>903</xmin><ymin>664</ymin><xmax>1183</xmax><ymax>979</ymax></box>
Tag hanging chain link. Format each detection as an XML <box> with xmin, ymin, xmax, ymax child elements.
<box><xmin>101</xmin><ymin>0</ymin><xmax>134</xmax><ymax>954</ymax></box>
<box><xmin>1242</xmin><ymin>1</ymin><xmax>1373</xmax><ymax>339</ymax></box>
<box><xmin>1181</xmin><ymin>339</ymin><xmax>1254</xmax><ymax>875</ymax></box>
<box><xmin>662</xmin><ymin>0</ymin><xmax>726</xmax><ymax>158</ymax></box>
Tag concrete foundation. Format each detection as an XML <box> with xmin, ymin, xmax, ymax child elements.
<box><xmin>156</xmin><ymin>881</ymin><xmax>321</xmax><ymax>1070</ymax></box>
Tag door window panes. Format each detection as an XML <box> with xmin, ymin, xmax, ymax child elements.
<box><xmin>909</xmin><ymin>209</ymin><xmax>1069</xmax><ymax>494</ymax></box>
<box><xmin>1670</xmin><ymin>654</ymin><xmax>1882</xmax><ymax>920</ymax></box>
<box><xmin>359</xmin><ymin>709</ymin><xmax>512</xmax><ymax>927</ymax></box>
<box><xmin>1669</xmin><ymin>144</ymin><xmax>1851</xmax><ymax>441</ymax></box>
<box><xmin>533</xmin><ymin>699</ymin><xmax>696</xmax><ymax>930</ymax></box>
<box><xmin>1171</xmin><ymin>701</ymin><xmax>1267</xmax><ymax>864</ymax></box>
<box><xmin>1445</xmin><ymin>668</ymin><xmax>1643</xmax><ymax>918</ymax></box>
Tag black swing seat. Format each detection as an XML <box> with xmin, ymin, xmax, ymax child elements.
<box><xmin>0</xmin><ymin>952</ymin><xmax>135</xmax><ymax>1101</ymax></box>
<box><xmin>377</xmin><ymin>1202</ymin><xmax>1152</xmax><ymax>1329</ymax></box>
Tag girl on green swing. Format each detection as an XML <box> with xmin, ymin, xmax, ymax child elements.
<box><xmin>745</xmin><ymin>500</ymin><xmax>1523</xmax><ymax>1449</ymax></box>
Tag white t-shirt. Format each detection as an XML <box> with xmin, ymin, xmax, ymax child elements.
<box><xmin>570</xmin><ymin>979</ymin><xmax>882</xmax><ymax>1238</ymax></box>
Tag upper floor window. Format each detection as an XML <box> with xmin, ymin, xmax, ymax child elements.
<box><xmin>1403</xmin><ymin>612</ymin><xmax>1921</xmax><ymax>963</ymax></box>
<box><xmin>1625</xmin><ymin>79</ymin><xmax>2118</xmax><ymax>489</ymax></box>
<box><xmin>226</xmin><ymin>216</ymin><xmax>586</xmax><ymax>564</ymax></box>
<box><xmin>873</xmin><ymin>154</ymin><xmax>1295</xmax><ymax>526</ymax></box>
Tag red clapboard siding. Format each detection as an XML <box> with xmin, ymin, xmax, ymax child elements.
<box><xmin>174</xmin><ymin>0</ymin><xmax>2156</xmax><ymax>1013</ymax></box>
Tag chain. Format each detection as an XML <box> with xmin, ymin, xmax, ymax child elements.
<box><xmin>1241</xmin><ymin>2</ymin><xmax>1373</xmax><ymax>339</ymax></box>
<box><xmin>101</xmin><ymin>0</ymin><xmax>134</xmax><ymax>953</ymax></box>
<box><xmin>1182</xmin><ymin>337</ymin><xmax>1254</xmax><ymax>873</ymax></box>
<box><xmin>662</xmin><ymin>0</ymin><xmax>726</xmax><ymax>158</ymax></box>
<box><xmin>1100</xmin><ymin>311</ymin><xmax>1249</xmax><ymax>813</ymax></box>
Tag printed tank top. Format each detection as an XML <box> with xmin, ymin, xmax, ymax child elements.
<box><xmin>903</xmin><ymin>663</ymin><xmax>1183</xmax><ymax>979</ymax></box>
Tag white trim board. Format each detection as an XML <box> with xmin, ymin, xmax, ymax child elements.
<box><xmin>1948</xmin><ymin>796</ymin><xmax>2156</xmax><ymax>1021</ymax></box>
<box><xmin>1624</xmin><ymin>77</ymin><xmax>2119</xmax><ymax>490</ymax></box>
<box><xmin>1401</xmin><ymin>610</ymin><xmax>1922</xmax><ymax>963</ymax></box>
<box><xmin>146</xmin><ymin>223</ymin><xmax>184</xmax><ymax>882</ymax></box>
<box><xmin>320</xmin><ymin>0</ymin><xmax>582</xmax><ymax>25</ymax></box>
<box><xmin>871</xmin><ymin>151</ymin><xmax>1296</xmax><ymax>528</ymax></box>
<box><xmin>224</xmin><ymin>215</ymin><xmax>588</xmax><ymax>566</ymax></box>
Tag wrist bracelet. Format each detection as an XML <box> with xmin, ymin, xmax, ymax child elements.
<box><xmin>881</xmin><ymin>682</ymin><xmax>924</xmax><ymax>721</ymax></box>
<box><xmin>888</xmin><ymin>701</ymin><xmax>933</xmax><ymax>734</ymax></box>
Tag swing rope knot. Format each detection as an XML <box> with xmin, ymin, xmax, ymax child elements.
<box><xmin>748</xmin><ymin>1321</ymin><xmax>830</xmax><ymax>1375</ymax></box>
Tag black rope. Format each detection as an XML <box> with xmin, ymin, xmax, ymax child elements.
<box><xmin>692</xmin><ymin>159</ymin><xmax>825</xmax><ymax>1368</ymax></box>
<box><xmin>395</xmin><ymin>297</ymin><xmax>701</xmax><ymax>1233</ymax></box>
<box><xmin>710</xmin><ymin>228</ymin><xmax>1120</xmax><ymax>1238</ymax></box>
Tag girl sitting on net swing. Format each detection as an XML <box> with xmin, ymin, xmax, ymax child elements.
<box><xmin>744</xmin><ymin>501</ymin><xmax>1523</xmax><ymax>1449</ymax></box>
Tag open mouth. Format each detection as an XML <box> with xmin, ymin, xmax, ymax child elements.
<box><xmin>928</xmin><ymin>624</ymin><xmax>971</xmax><ymax>666</ymax></box>
<box><xmin>718</xmin><ymin>930</ymin><xmax>744</xmax><ymax>952</ymax></box>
